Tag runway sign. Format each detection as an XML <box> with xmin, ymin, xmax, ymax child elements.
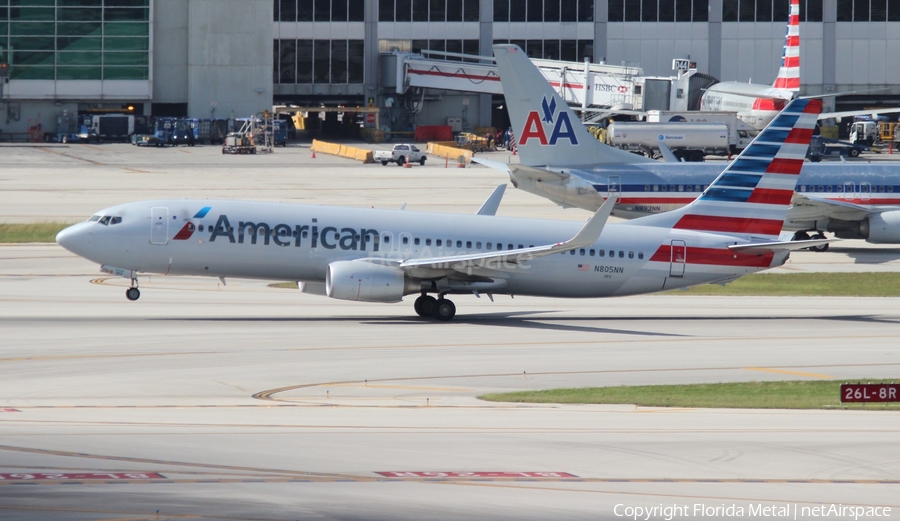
<box><xmin>0</xmin><ymin>473</ymin><xmax>165</xmax><ymax>480</ymax></box>
<box><xmin>376</xmin><ymin>471</ymin><xmax>577</xmax><ymax>478</ymax></box>
<box><xmin>841</xmin><ymin>383</ymin><xmax>900</xmax><ymax>403</ymax></box>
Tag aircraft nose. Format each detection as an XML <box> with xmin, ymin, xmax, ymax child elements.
<box><xmin>56</xmin><ymin>223</ymin><xmax>91</xmax><ymax>255</ymax></box>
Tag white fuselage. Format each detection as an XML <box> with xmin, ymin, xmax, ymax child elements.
<box><xmin>699</xmin><ymin>83</ymin><xmax>793</xmax><ymax>131</ymax></box>
<box><xmin>57</xmin><ymin>199</ymin><xmax>786</xmax><ymax>300</ymax></box>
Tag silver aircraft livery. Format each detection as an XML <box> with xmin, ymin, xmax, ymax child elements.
<box><xmin>482</xmin><ymin>44</ymin><xmax>900</xmax><ymax>250</ymax></box>
<box><xmin>58</xmin><ymin>95</ymin><xmax>823</xmax><ymax>320</ymax></box>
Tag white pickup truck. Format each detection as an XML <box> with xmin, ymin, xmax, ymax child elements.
<box><xmin>373</xmin><ymin>144</ymin><xmax>426</xmax><ymax>166</ymax></box>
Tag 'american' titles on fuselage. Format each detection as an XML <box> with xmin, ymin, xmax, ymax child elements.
<box><xmin>206</xmin><ymin>214</ymin><xmax>380</xmax><ymax>252</ymax></box>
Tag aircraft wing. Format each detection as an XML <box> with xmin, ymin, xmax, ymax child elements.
<box><xmin>788</xmin><ymin>193</ymin><xmax>873</xmax><ymax>222</ymax></box>
<box><xmin>821</xmin><ymin>108</ymin><xmax>900</xmax><ymax>120</ymax></box>
<box><xmin>398</xmin><ymin>195</ymin><xmax>616</xmax><ymax>272</ymax></box>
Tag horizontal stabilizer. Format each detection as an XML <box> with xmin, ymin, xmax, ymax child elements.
<box><xmin>510</xmin><ymin>165</ymin><xmax>569</xmax><ymax>182</ymax></box>
<box><xmin>727</xmin><ymin>238</ymin><xmax>838</xmax><ymax>254</ymax></box>
<box><xmin>470</xmin><ymin>157</ymin><xmax>511</xmax><ymax>174</ymax></box>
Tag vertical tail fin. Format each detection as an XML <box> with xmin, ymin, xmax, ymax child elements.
<box><xmin>492</xmin><ymin>44</ymin><xmax>653</xmax><ymax>168</ymax></box>
<box><xmin>639</xmin><ymin>98</ymin><xmax>821</xmax><ymax>240</ymax></box>
<box><xmin>773</xmin><ymin>0</ymin><xmax>800</xmax><ymax>91</ymax></box>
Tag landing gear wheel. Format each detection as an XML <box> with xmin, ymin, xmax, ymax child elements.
<box><xmin>792</xmin><ymin>231</ymin><xmax>811</xmax><ymax>241</ymax></box>
<box><xmin>812</xmin><ymin>233</ymin><xmax>829</xmax><ymax>252</ymax></box>
<box><xmin>433</xmin><ymin>299</ymin><xmax>456</xmax><ymax>321</ymax></box>
<box><xmin>414</xmin><ymin>295</ymin><xmax>437</xmax><ymax>317</ymax></box>
<box><xmin>126</xmin><ymin>287</ymin><xmax>141</xmax><ymax>301</ymax></box>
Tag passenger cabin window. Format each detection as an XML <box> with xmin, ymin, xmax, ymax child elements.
<box><xmin>598</xmin><ymin>250</ymin><xmax>605</xmax><ymax>257</ymax></box>
<box><xmin>638</xmin><ymin>252</ymin><xmax>644</xmax><ymax>259</ymax></box>
<box><xmin>466</xmin><ymin>241</ymin><xmax>472</xmax><ymax>248</ymax></box>
<box><xmin>619</xmin><ymin>251</ymin><xmax>625</xmax><ymax>258</ymax></box>
<box><xmin>402</xmin><ymin>236</ymin><xmax>409</xmax><ymax>244</ymax></box>
<box><xmin>476</xmin><ymin>242</ymin><xmax>481</xmax><ymax>249</ymax></box>
<box><xmin>414</xmin><ymin>238</ymin><xmax>420</xmax><ymax>245</ymax></box>
<box><xmin>436</xmin><ymin>239</ymin><xmax>441</xmax><ymax>246</ymax></box>
<box><xmin>457</xmin><ymin>240</ymin><xmax>462</xmax><ymax>248</ymax></box>
<box><xmin>628</xmin><ymin>251</ymin><xmax>634</xmax><ymax>259</ymax></box>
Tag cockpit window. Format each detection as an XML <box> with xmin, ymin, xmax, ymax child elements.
<box><xmin>110</xmin><ymin>217</ymin><xmax>122</xmax><ymax>225</ymax></box>
<box><xmin>98</xmin><ymin>216</ymin><xmax>110</xmax><ymax>225</ymax></box>
<box><xmin>88</xmin><ymin>215</ymin><xmax>100</xmax><ymax>222</ymax></box>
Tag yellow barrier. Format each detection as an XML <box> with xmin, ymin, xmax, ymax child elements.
<box><xmin>426</xmin><ymin>142</ymin><xmax>474</xmax><ymax>163</ymax></box>
<box><xmin>310</xmin><ymin>139</ymin><xmax>374</xmax><ymax>163</ymax></box>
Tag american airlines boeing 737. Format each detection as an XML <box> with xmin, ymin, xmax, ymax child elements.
<box><xmin>480</xmin><ymin>44</ymin><xmax>900</xmax><ymax>250</ymax></box>
<box><xmin>57</xmin><ymin>96</ymin><xmax>823</xmax><ymax>320</ymax></box>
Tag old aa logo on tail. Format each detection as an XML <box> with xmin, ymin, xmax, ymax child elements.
<box><xmin>519</xmin><ymin>95</ymin><xmax>579</xmax><ymax>146</ymax></box>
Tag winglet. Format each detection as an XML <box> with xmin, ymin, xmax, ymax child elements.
<box><xmin>476</xmin><ymin>185</ymin><xmax>507</xmax><ymax>216</ymax></box>
<box><xmin>556</xmin><ymin>194</ymin><xmax>616</xmax><ymax>250</ymax></box>
<box><xmin>656</xmin><ymin>141</ymin><xmax>681</xmax><ymax>163</ymax></box>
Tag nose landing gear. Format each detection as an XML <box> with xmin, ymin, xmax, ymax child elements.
<box><xmin>125</xmin><ymin>277</ymin><xmax>140</xmax><ymax>301</ymax></box>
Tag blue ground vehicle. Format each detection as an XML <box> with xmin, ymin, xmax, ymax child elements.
<box><xmin>154</xmin><ymin>118</ymin><xmax>195</xmax><ymax>146</ymax></box>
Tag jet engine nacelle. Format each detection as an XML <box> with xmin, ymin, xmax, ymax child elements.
<box><xmin>861</xmin><ymin>211</ymin><xmax>900</xmax><ymax>244</ymax></box>
<box><xmin>325</xmin><ymin>260</ymin><xmax>420</xmax><ymax>302</ymax></box>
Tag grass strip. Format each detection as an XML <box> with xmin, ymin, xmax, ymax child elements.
<box><xmin>480</xmin><ymin>380</ymin><xmax>900</xmax><ymax>409</ymax></box>
<box><xmin>671</xmin><ymin>272</ymin><xmax>900</xmax><ymax>297</ymax></box>
<box><xmin>0</xmin><ymin>222</ymin><xmax>74</xmax><ymax>243</ymax></box>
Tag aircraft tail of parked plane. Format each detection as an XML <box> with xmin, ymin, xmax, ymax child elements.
<box><xmin>772</xmin><ymin>0</ymin><xmax>801</xmax><ymax>91</ymax></box>
<box><xmin>494</xmin><ymin>44</ymin><xmax>654</xmax><ymax>168</ymax></box>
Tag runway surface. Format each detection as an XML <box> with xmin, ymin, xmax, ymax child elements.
<box><xmin>2</xmin><ymin>144</ymin><xmax>900</xmax><ymax>519</ymax></box>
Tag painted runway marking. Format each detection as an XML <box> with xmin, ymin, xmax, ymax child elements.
<box><xmin>745</xmin><ymin>367</ymin><xmax>833</xmax><ymax>379</ymax></box>
<box><xmin>0</xmin><ymin>472</ymin><xmax>164</xmax><ymax>481</ymax></box>
<box><xmin>377</xmin><ymin>471</ymin><xmax>577</xmax><ymax>478</ymax></box>
<box><xmin>0</xmin><ymin>475</ymin><xmax>897</xmax><ymax>486</ymax></box>
<box><xmin>0</xmin><ymin>408</ymin><xmax>20</xmax><ymax>413</ymax></box>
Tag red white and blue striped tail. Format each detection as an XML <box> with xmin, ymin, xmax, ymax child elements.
<box><xmin>773</xmin><ymin>0</ymin><xmax>800</xmax><ymax>91</ymax></box>
<box><xmin>668</xmin><ymin>98</ymin><xmax>822</xmax><ymax>240</ymax></box>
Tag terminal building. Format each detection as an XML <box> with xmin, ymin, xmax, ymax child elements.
<box><xmin>1</xmin><ymin>0</ymin><xmax>899</xmax><ymax>138</ymax></box>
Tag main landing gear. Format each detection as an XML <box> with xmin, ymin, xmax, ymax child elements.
<box><xmin>125</xmin><ymin>277</ymin><xmax>141</xmax><ymax>301</ymax></box>
<box><xmin>792</xmin><ymin>230</ymin><xmax>829</xmax><ymax>252</ymax></box>
<box><xmin>414</xmin><ymin>293</ymin><xmax>456</xmax><ymax>321</ymax></box>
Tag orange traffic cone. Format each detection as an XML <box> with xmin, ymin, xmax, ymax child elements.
<box><xmin>311</xmin><ymin>149</ymin><xmax>316</xmax><ymax>159</ymax></box>
<box><xmin>403</xmin><ymin>156</ymin><xmax>412</xmax><ymax>168</ymax></box>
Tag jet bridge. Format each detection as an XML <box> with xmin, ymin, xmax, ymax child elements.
<box><xmin>380</xmin><ymin>51</ymin><xmax>717</xmax><ymax>118</ymax></box>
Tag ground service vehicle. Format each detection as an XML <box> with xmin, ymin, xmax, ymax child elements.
<box><xmin>374</xmin><ymin>144</ymin><xmax>426</xmax><ymax>166</ymax></box>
